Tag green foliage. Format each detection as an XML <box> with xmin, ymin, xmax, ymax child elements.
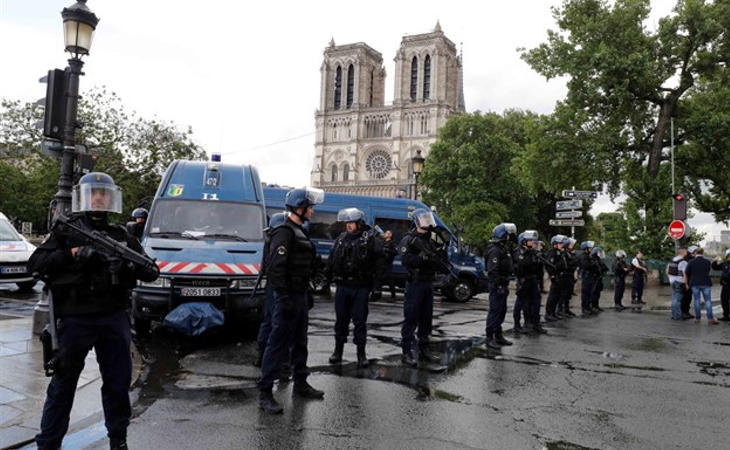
<box><xmin>0</xmin><ymin>87</ymin><xmax>206</xmax><ymax>231</ymax></box>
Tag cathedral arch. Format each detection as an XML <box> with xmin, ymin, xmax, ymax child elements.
<box><xmin>334</xmin><ymin>66</ymin><xmax>342</xmax><ymax>110</ymax></box>
<box><xmin>423</xmin><ymin>54</ymin><xmax>431</xmax><ymax>100</ymax></box>
<box><xmin>346</xmin><ymin>64</ymin><xmax>354</xmax><ymax>108</ymax></box>
<box><xmin>410</xmin><ymin>56</ymin><xmax>418</xmax><ymax>101</ymax></box>
<box><xmin>330</xmin><ymin>164</ymin><xmax>338</xmax><ymax>182</ymax></box>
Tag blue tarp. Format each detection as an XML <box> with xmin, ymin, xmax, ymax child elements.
<box><xmin>163</xmin><ymin>302</ymin><xmax>225</xmax><ymax>336</ymax></box>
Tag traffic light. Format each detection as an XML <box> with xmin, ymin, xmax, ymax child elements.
<box><xmin>673</xmin><ymin>193</ymin><xmax>687</xmax><ymax>221</ymax></box>
<box><xmin>38</xmin><ymin>69</ymin><xmax>67</xmax><ymax>141</ymax></box>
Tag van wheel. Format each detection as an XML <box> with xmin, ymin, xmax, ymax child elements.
<box><xmin>449</xmin><ymin>278</ymin><xmax>473</xmax><ymax>303</ymax></box>
<box><xmin>16</xmin><ymin>281</ymin><xmax>37</xmax><ymax>293</ymax></box>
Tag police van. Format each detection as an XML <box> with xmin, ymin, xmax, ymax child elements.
<box><xmin>131</xmin><ymin>156</ymin><xmax>267</xmax><ymax>335</ymax></box>
<box><xmin>263</xmin><ymin>186</ymin><xmax>487</xmax><ymax>302</ymax></box>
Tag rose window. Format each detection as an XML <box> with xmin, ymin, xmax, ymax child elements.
<box><xmin>365</xmin><ymin>150</ymin><xmax>392</xmax><ymax>179</ymax></box>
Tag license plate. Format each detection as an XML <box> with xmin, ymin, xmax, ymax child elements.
<box><xmin>0</xmin><ymin>266</ymin><xmax>26</xmax><ymax>274</ymax></box>
<box><xmin>180</xmin><ymin>287</ymin><xmax>221</xmax><ymax>297</ymax></box>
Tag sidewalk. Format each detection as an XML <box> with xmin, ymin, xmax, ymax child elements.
<box><xmin>0</xmin><ymin>314</ymin><xmax>142</xmax><ymax>449</ymax></box>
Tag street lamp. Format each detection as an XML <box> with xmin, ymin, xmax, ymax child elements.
<box><xmin>54</xmin><ymin>0</ymin><xmax>99</xmax><ymax>220</ymax></box>
<box><xmin>34</xmin><ymin>1</ymin><xmax>99</xmax><ymax>336</ymax></box>
<box><xmin>411</xmin><ymin>149</ymin><xmax>425</xmax><ymax>200</ymax></box>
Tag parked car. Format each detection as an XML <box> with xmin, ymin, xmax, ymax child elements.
<box><xmin>0</xmin><ymin>212</ymin><xmax>37</xmax><ymax>292</ymax></box>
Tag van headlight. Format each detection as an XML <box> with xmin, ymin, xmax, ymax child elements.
<box><xmin>229</xmin><ymin>278</ymin><xmax>265</xmax><ymax>289</ymax></box>
<box><xmin>139</xmin><ymin>277</ymin><xmax>170</xmax><ymax>288</ymax></box>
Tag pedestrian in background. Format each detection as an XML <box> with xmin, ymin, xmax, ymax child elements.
<box><xmin>631</xmin><ymin>251</ymin><xmax>648</xmax><ymax>305</ymax></box>
<box><xmin>680</xmin><ymin>246</ymin><xmax>697</xmax><ymax>319</ymax></box>
<box><xmin>711</xmin><ymin>249</ymin><xmax>730</xmax><ymax>322</ymax></box>
<box><xmin>613</xmin><ymin>249</ymin><xmax>631</xmax><ymax>311</ymax></box>
<box><xmin>684</xmin><ymin>247</ymin><xmax>718</xmax><ymax>325</ymax></box>
<box><xmin>666</xmin><ymin>248</ymin><xmax>688</xmax><ymax>320</ymax></box>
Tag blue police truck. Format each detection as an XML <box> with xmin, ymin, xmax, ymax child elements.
<box><xmin>262</xmin><ymin>186</ymin><xmax>487</xmax><ymax>302</ymax></box>
<box><xmin>131</xmin><ymin>157</ymin><xmax>267</xmax><ymax>336</ymax></box>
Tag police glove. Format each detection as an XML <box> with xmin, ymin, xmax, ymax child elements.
<box><xmin>75</xmin><ymin>246</ymin><xmax>98</xmax><ymax>264</ymax></box>
<box><xmin>279</xmin><ymin>296</ymin><xmax>296</xmax><ymax>319</ymax></box>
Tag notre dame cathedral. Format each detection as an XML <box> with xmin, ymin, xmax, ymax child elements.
<box><xmin>309</xmin><ymin>22</ymin><xmax>465</xmax><ymax>198</ymax></box>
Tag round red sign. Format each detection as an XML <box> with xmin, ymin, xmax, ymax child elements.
<box><xmin>668</xmin><ymin>220</ymin><xmax>687</xmax><ymax>240</ymax></box>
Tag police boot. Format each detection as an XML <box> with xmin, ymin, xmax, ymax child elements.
<box><xmin>565</xmin><ymin>309</ymin><xmax>577</xmax><ymax>317</ymax></box>
<box><xmin>110</xmin><ymin>436</ymin><xmax>128</xmax><ymax>450</ymax></box>
<box><xmin>486</xmin><ymin>335</ymin><xmax>502</xmax><ymax>350</ymax></box>
<box><xmin>259</xmin><ymin>389</ymin><xmax>284</xmax><ymax>414</ymax></box>
<box><xmin>533</xmin><ymin>323</ymin><xmax>548</xmax><ymax>334</ymax></box>
<box><xmin>418</xmin><ymin>346</ymin><xmax>438</xmax><ymax>363</ymax></box>
<box><xmin>544</xmin><ymin>314</ymin><xmax>558</xmax><ymax>322</ymax></box>
<box><xmin>328</xmin><ymin>342</ymin><xmax>344</xmax><ymax>364</ymax></box>
<box><xmin>401</xmin><ymin>348</ymin><xmax>418</xmax><ymax>367</ymax></box>
<box><xmin>513</xmin><ymin>323</ymin><xmax>525</xmax><ymax>334</ymax></box>
<box><xmin>357</xmin><ymin>345</ymin><xmax>369</xmax><ymax>368</ymax></box>
<box><xmin>293</xmin><ymin>380</ymin><xmax>325</xmax><ymax>399</ymax></box>
<box><xmin>495</xmin><ymin>331</ymin><xmax>513</xmax><ymax>346</ymax></box>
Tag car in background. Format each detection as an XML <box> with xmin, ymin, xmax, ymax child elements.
<box><xmin>0</xmin><ymin>212</ymin><xmax>37</xmax><ymax>292</ymax></box>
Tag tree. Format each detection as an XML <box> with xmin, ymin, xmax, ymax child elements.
<box><xmin>520</xmin><ymin>0</ymin><xmax>727</xmax><ymax>256</ymax></box>
<box><xmin>0</xmin><ymin>87</ymin><xmax>206</xmax><ymax>230</ymax></box>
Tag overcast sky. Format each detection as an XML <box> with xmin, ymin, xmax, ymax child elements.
<box><xmin>0</xmin><ymin>0</ymin><xmax>724</xmax><ymax>243</ymax></box>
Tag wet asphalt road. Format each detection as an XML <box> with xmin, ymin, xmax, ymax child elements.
<box><xmin>2</xmin><ymin>284</ymin><xmax>729</xmax><ymax>449</ymax></box>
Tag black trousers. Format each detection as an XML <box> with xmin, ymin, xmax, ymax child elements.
<box><xmin>681</xmin><ymin>284</ymin><xmax>693</xmax><ymax>315</ymax></box>
<box><xmin>401</xmin><ymin>281</ymin><xmax>433</xmax><ymax>352</ymax></box>
<box><xmin>546</xmin><ymin>278</ymin><xmax>562</xmax><ymax>316</ymax></box>
<box><xmin>614</xmin><ymin>276</ymin><xmax>626</xmax><ymax>306</ymax></box>
<box><xmin>721</xmin><ymin>285</ymin><xmax>729</xmax><ymax>319</ymax></box>
<box><xmin>486</xmin><ymin>281</ymin><xmax>509</xmax><ymax>336</ymax></box>
<box><xmin>36</xmin><ymin>311</ymin><xmax>132</xmax><ymax>449</ymax></box>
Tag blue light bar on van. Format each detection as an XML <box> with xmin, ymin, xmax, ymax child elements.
<box><xmin>211</xmin><ymin>153</ymin><xmax>221</xmax><ymax>162</ymax></box>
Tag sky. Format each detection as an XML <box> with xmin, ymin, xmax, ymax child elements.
<box><xmin>0</xmin><ymin>0</ymin><xmax>724</xmax><ymax>243</ymax></box>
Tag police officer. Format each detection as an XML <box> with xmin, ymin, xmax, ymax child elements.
<box><xmin>559</xmin><ymin>237</ymin><xmax>578</xmax><ymax>318</ymax></box>
<box><xmin>485</xmin><ymin>223</ymin><xmax>517</xmax><ymax>349</ymax></box>
<box><xmin>327</xmin><ymin>208</ymin><xmax>376</xmax><ymax>368</ymax></box>
<box><xmin>544</xmin><ymin>235</ymin><xmax>567</xmax><ymax>322</ymax></box>
<box><xmin>631</xmin><ymin>251</ymin><xmax>648</xmax><ymax>305</ymax></box>
<box><xmin>613</xmin><ymin>249</ymin><xmax>630</xmax><ymax>311</ymax></box>
<box><xmin>28</xmin><ymin>172</ymin><xmax>159</xmax><ymax>450</ymax></box>
<box><xmin>589</xmin><ymin>247</ymin><xmax>608</xmax><ymax>312</ymax></box>
<box><xmin>258</xmin><ymin>187</ymin><xmax>325</xmax><ymax>415</ymax></box>
<box><xmin>578</xmin><ymin>241</ymin><xmax>599</xmax><ymax>316</ymax></box>
<box><xmin>125</xmin><ymin>207</ymin><xmax>148</xmax><ymax>239</ymax></box>
<box><xmin>399</xmin><ymin>208</ymin><xmax>447</xmax><ymax>366</ymax></box>
<box><xmin>254</xmin><ymin>212</ymin><xmax>289</xmax><ymax>368</ymax></box>
<box><xmin>512</xmin><ymin>230</ymin><xmax>546</xmax><ymax>335</ymax></box>
<box><xmin>372</xmin><ymin>230</ymin><xmax>398</xmax><ymax>301</ymax></box>
<box><xmin>711</xmin><ymin>249</ymin><xmax>730</xmax><ymax>321</ymax></box>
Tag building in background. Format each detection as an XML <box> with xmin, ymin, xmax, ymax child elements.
<box><xmin>310</xmin><ymin>22</ymin><xmax>465</xmax><ymax>198</ymax></box>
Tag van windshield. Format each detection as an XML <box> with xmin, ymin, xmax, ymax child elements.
<box><xmin>148</xmin><ymin>200</ymin><xmax>265</xmax><ymax>241</ymax></box>
<box><xmin>0</xmin><ymin>220</ymin><xmax>21</xmax><ymax>241</ymax></box>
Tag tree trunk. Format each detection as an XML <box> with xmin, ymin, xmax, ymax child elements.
<box><xmin>647</xmin><ymin>102</ymin><xmax>673</xmax><ymax>178</ymax></box>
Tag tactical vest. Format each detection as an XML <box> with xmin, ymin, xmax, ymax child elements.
<box><xmin>331</xmin><ymin>231</ymin><xmax>371</xmax><ymax>286</ymax></box>
<box><xmin>281</xmin><ymin>222</ymin><xmax>316</xmax><ymax>291</ymax></box>
<box><xmin>667</xmin><ymin>260</ymin><xmax>679</xmax><ymax>276</ymax></box>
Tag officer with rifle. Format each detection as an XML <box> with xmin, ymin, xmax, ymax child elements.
<box><xmin>29</xmin><ymin>172</ymin><xmax>159</xmax><ymax>450</ymax></box>
<box><xmin>485</xmin><ymin>223</ymin><xmax>517</xmax><ymax>349</ymax></box>
<box><xmin>544</xmin><ymin>235</ymin><xmax>568</xmax><ymax>322</ymax></box>
<box><xmin>559</xmin><ymin>237</ymin><xmax>578</xmax><ymax>318</ymax></box>
<box><xmin>399</xmin><ymin>208</ymin><xmax>450</xmax><ymax>366</ymax></box>
<box><xmin>512</xmin><ymin>230</ymin><xmax>547</xmax><ymax>335</ymax></box>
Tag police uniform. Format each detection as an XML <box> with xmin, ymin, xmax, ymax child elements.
<box><xmin>613</xmin><ymin>257</ymin><xmax>630</xmax><ymax>308</ymax></box>
<box><xmin>560</xmin><ymin>249</ymin><xmax>578</xmax><ymax>317</ymax></box>
<box><xmin>373</xmin><ymin>237</ymin><xmax>397</xmax><ymax>300</ymax></box>
<box><xmin>578</xmin><ymin>250</ymin><xmax>599</xmax><ymax>314</ymax></box>
<box><xmin>590</xmin><ymin>254</ymin><xmax>608</xmax><ymax>310</ymax></box>
<box><xmin>485</xmin><ymin>240</ymin><xmax>514</xmax><ymax>344</ymax></box>
<box><xmin>512</xmin><ymin>245</ymin><xmax>542</xmax><ymax>332</ymax></box>
<box><xmin>328</xmin><ymin>227</ymin><xmax>376</xmax><ymax>366</ymax></box>
<box><xmin>258</xmin><ymin>217</ymin><xmax>318</xmax><ymax>395</ymax></box>
<box><xmin>400</xmin><ymin>230</ymin><xmax>445</xmax><ymax>363</ymax></box>
<box><xmin>29</xmin><ymin>214</ymin><xmax>158</xmax><ymax>449</ymax></box>
<box><xmin>631</xmin><ymin>256</ymin><xmax>647</xmax><ymax>304</ymax></box>
<box><xmin>545</xmin><ymin>247</ymin><xmax>567</xmax><ymax>320</ymax></box>
<box><xmin>711</xmin><ymin>257</ymin><xmax>730</xmax><ymax>320</ymax></box>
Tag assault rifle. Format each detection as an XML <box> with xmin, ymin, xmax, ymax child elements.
<box><xmin>409</xmin><ymin>235</ymin><xmax>460</xmax><ymax>282</ymax></box>
<box><xmin>53</xmin><ymin>215</ymin><xmax>159</xmax><ymax>285</ymax></box>
<box><xmin>39</xmin><ymin>286</ymin><xmax>61</xmax><ymax>377</ymax></box>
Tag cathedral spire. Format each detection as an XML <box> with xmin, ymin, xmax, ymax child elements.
<box><xmin>434</xmin><ymin>20</ymin><xmax>442</xmax><ymax>32</ymax></box>
<box><xmin>328</xmin><ymin>37</ymin><xmax>335</xmax><ymax>48</ymax></box>
<box><xmin>457</xmin><ymin>42</ymin><xmax>465</xmax><ymax>111</ymax></box>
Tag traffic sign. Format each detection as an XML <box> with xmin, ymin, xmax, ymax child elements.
<box><xmin>562</xmin><ymin>190</ymin><xmax>598</xmax><ymax>199</ymax></box>
<box><xmin>555</xmin><ymin>210</ymin><xmax>583</xmax><ymax>219</ymax></box>
<box><xmin>668</xmin><ymin>220</ymin><xmax>687</xmax><ymax>240</ymax></box>
<box><xmin>549</xmin><ymin>219</ymin><xmax>585</xmax><ymax>227</ymax></box>
<box><xmin>556</xmin><ymin>200</ymin><xmax>583</xmax><ymax>211</ymax></box>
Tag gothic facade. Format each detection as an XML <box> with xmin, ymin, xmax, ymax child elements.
<box><xmin>310</xmin><ymin>22</ymin><xmax>465</xmax><ymax>198</ymax></box>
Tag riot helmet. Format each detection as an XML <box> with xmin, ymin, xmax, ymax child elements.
<box><xmin>725</xmin><ymin>249</ymin><xmax>730</xmax><ymax>259</ymax></box>
<box><xmin>131</xmin><ymin>207</ymin><xmax>148</xmax><ymax>219</ymax></box>
<box><xmin>72</xmin><ymin>172</ymin><xmax>122</xmax><ymax>214</ymax></box>
<box><xmin>615</xmin><ymin>249</ymin><xmax>627</xmax><ymax>258</ymax></box>
<box><xmin>687</xmin><ymin>245</ymin><xmax>698</xmax><ymax>255</ymax></box>
<box><xmin>580</xmin><ymin>240</ymin><xmax>595</xmax><ymax>250</ymax></box>
<box><xmin>411</xmin><ymin>208</ymin><xmax>437</xmax><ymax>230</ymax></box>
<box><xmin>550</xmin><ymin>234</ymin><xmax>566</xmax><ymax>247</ymax></box>
<box><xmin>493</xmin><ymin>223</ymin><xmax>517</xmax><ymax>241</ymax></box>
<box><xmin>285</xmin><ymin>187</ymin><xmax>324</xmax><ymax>210</ymax></box>
<box><xmin>519</xmin><ymin>230</ymin><xmax>538</xmax><ymax>246</ymax></box>
<box><xmin>563</xmin><ymin>237</ymin><xmax>576</xmax><ymax>250</ymax></box>
<box><xmin>337</xmin><ymin>207</ymin><xmax>366</xmax><ymax>225</ymax></box>
<box><xmin>591</xmin><ymin>247</ymin><xmax>605</xmax><ymax>258</ymax></box>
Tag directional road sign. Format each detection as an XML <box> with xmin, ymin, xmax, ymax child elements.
<box><xmin>555</xmin><ymin>210</ymin><xmax>583</xmax><ymax>219</ymax></box>
<box><xmin>556</xmin><ymin>200</ymin><xmax>583</xmax><ymax>211</ymax></box>
<box><xmin>549</xmin><ymin>219</ymin><xmax>585</xmax><ymax>227</ymax></box>
<box><xmin>668</xmin><ymin>220</ymin><xmax>687</xmax><ymax>240</ymax></box>
<box><xmin>562</xmin><ymin>190</ymin><xmax>598</xmax><ymax>199</ymax></box>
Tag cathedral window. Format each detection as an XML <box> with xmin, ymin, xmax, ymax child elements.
<box><xmin>369</xmin><ymin>68</ymin><xmax>374</xmax><ymax>106</ymax></box>
<box><xmin>410</xmin><ymin>56</ymin><xmax>418</xmax><ymax>101</ymax></box>
<box><xmin>331</xmin><ymin>164</ymin><xmax>338</xmax><ymax>182</ymax></box>
<box><xmin>334</xmin><ymin>66</ymin><xmax>342</xmax><ymax>110</ymax></box>
<box><xmin>346</xmin><ymin>64</ymin><xmax>354</xmax><ymax>108</ymax></box>
<box><xmin>366</xmin><ymin>150</ymin><xmax>392</xmax><ymax>179</ymax></box>
<box><xmin>423</xmin><ymin>55</ymin><xmax>431</xmax><ymax>100</ymax></box>
<box><xmin>343</xmin><ymin>164</ymin><xmax>350</xmax><ymax>181</ymax></box>
<box><xmin>332</xmin><ymin>122</ymin><xmax>338</xmax><ymax>140</ymax></box>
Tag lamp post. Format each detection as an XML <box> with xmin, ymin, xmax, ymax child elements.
<box><xmin>411</xmin><ymin>149</ymin><xmax>425</xmax><ymax>200</ymax></box>
<box><xmin>33</xmin><ymin>1</ymin><xmax>99</xmax><ymax>336</ymax></box>
<box><xmin>55</xmin><ymin>0</ymin><xmax>99</xmax><ymax>220</ymax></box>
